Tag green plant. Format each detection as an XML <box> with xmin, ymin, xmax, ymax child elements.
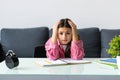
<box><xmin>106</xmin><ymin>35</ymin><xmax>120</xmax><ymax>58</ymax></box>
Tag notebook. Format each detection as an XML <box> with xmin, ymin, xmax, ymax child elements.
<box><xmin>98</xmin><ymin>58</ymin><xmax>117</xmax><ymax>69</ymax></box>
<box><xmin>100</xmin><ymin>58</ymin><xmax>117</xmax><ymax>64</ymax></box>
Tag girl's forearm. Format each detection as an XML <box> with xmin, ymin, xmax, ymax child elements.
<box><xmin>51</xmin><ymin>21</ymin><xmax>60</xmax><ymax>43</ymax></box>
<box><xmin>72</xmin><ymin>28</ymin><xmax>79</xmax><ymax>42</ymax></box>
<box><xmin>51</xmin><ymin>32</ymin><xmax>57</xmax><ymax>43</ymax></box>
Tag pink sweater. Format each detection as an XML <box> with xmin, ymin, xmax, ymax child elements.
<box><xmin>45</xmin><ymin>38</ymin><xmax>84</xmax><ymax>60</ymax></box>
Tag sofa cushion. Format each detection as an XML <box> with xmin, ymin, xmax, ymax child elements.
<box><xmin>0</xmin><ymin>42</ymin><xmax>5</xmax><ymax>62</ymax></box>
<box><xmin>77</xmin><ymin>27</ymin><xmax>101</xmax><ymax>58</ymax></box>
<box><xmin>49</xmin><ymin>27</ymin><xmax>101</xmax><ymax>58</ymax></box>
<box><xmin>34</xmin><ymin>45</ymin><xmax>46</xmax><ymax>58</ymax></box>
<box><xmin>1</xmin><ymin>27</ymin><xmax>49</xmax><ymax>58</ymax></box>
<box><xmin>101</xmin><ymin>29</ymin><xmax>120</xmax><ymax>58</ymax></box>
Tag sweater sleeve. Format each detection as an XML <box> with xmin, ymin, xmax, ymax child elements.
<box><xmin>71</xmin><ymin>40</ymin><xmax>84</xmax><ymax>60</ymax></box>
<box><xmin>45</xmin><ymin>38</ymin><xmax>60</xmax><ymax>60</ymax></box>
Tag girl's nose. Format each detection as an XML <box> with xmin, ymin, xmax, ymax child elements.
<box><xmin>63</xmin><ymin>34</ymin><xmax>67</xmax><ymax>39</ymax></box>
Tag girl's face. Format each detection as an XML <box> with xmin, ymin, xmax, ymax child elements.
<box><xmin>58</xmin><ymin>27</ymin><xmax>72</xmax><ymax>45</ymax></box>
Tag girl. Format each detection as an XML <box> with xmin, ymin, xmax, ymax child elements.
<box><xmin>45</xmin><ymin>18</ymin><xmax>84</xmax><ymax>60</ymax></box>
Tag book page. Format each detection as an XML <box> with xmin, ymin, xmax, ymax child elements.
<box><xmin>60</xmin><ymin>58</ymin><xmax>91</xmax><ymax>64</ymax></box>
<box><xmin>35</xmin><ymin>58</ymin><xmax>67</xmax><ymax>66</ymax></box>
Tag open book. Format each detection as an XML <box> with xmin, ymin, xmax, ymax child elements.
<box><xmin>35</xmin><ymin>58</ymin><xmax>91</xmax><ymax>66</ymax></box>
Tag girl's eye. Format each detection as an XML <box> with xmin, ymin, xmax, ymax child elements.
<box><xmin>66</xmin><ymin>32</ymin><xmax>70</xmax><ymax>35</ymax></box>
<box><xmin>59</xmin><ymin>32</ymin><xmax>63</xmax><ymax>35</ymax></box>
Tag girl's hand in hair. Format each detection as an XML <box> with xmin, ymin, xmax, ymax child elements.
<box><xmin>52</xmin><ymin>21</ymin><xmax>60</xmax><ymax>43</ymax></box>
<box><xmin>68</xmin><ymin>20</ymin><xmax>79</xmax><ymax>42</ymax></box>
<box><xmin>68</xmin><ymin>20</ymin><xmax>77</xmax><ymax>30</ymax></box>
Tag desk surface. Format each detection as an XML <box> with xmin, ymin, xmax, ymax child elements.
<box><xmin>0</xmin><ymin>58</ymin><xmax>119</xmax><ymax>75</ymax></box>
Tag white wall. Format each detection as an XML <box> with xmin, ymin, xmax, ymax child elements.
<box><xmin>0</xmin><ymin>0</ymin><xmax>120</xmax><ymax>29</ymax></box>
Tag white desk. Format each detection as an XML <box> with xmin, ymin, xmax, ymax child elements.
<box><xmin>0</xmin><ymin>58</ymin><xmax>120</xmax><ymax>80</ymax></box>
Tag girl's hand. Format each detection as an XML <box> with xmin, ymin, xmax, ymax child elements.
<box><xmin>68</xmin><ymin>20</ymin><xmax>79</xmax><ymax>42</ymax></box>
<box><xmin>68</xmin><ymin>20</ymin><xmax>77</xmax><ymax>30</ymax></box>
<box><xmin>52</xmin><ymin>21</ymin><xmax>60</xmax><ymax>43</ymax></box>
